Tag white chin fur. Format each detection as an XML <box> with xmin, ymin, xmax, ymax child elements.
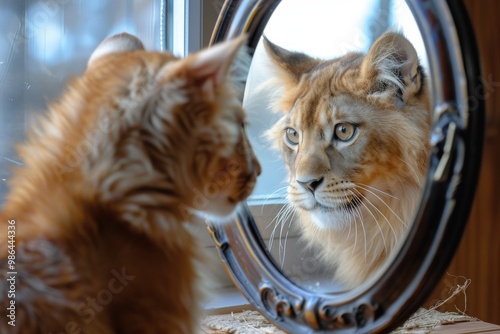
<box><xmin>309</xmin><ymin>209</ymin><xmax>347</xmax><ymax>230</ymax></box>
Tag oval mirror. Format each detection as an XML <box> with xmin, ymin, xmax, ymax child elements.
<box><xmin>208</xmin><ymin>0</ymin><xmax>484</xmax><ymax>333</ymax></box>
<box><xmin>243</xmin><ymin>0</ymin><xmax>429</xmax><ymax>294</ymax></box>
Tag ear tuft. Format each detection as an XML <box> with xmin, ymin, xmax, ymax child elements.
<box><xmin>263</xmin><ymin>36</ymin><xmax>320</xmax><ymax>84</ymax></box>
<box><xmin>361</xmin><ymin>32</ymin><xmax>422</xmax><ymax>105</ymax></box>
<box><xmin>88</xmin><ymin>33</ymin><xmax>145</xmax><ymax>68</ymax></box>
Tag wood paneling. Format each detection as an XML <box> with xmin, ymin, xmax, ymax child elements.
<box><xmin>424</xmin><ymin>0</ymin><xmax>500</xmax><ymax>325</ymax></box>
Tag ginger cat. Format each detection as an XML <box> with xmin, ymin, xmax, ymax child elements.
<box><xmin>0</xmin><ymin>33</ymin><xmax>260</xmax><ymax>333</ymax></box>
<box><xmin>264</xmin><ymin>32</ymin><xmax>430</xmax><ymax>289</ymax></box>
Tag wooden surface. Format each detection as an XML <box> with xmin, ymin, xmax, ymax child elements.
<box><xmin>201</xmin><ymin>311</ymin><xmax>500</xmax><ymax>333</ymax></box>
<box><xmin>424</xmin><ymin>0</ymin><xmax>500</xmax><ymax>325</ymax></box>
<box><xmin>431</xmin><ymin>321</ymin><xmax>500</xmax><ymax>334</ymax></box>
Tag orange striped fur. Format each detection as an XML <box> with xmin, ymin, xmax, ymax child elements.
<box><xmin>0</xmin><ymin>33</ymin><xmax>259</xmax><ymax>333</ymax></box>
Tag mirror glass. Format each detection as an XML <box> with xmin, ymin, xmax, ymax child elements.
<box><xmin>243</xmin><ymin>0</ymin><xmax>431</xmax><ymax>293</ymax></box>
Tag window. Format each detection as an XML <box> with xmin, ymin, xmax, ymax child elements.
<box><xmin>0</xmin><ymin>0</ymin><xmax>167</xmax><ymax>201</ymax></box>
<box><xmin>0</xmin><ymin>0</ymin><xmax>225</xmax><ymax>200</ymax></box>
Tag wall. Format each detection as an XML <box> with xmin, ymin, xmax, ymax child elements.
<box><xmin>425</xmin><ymin>0</ymin><xmax>500</xmax><ymax>325</ymax></box>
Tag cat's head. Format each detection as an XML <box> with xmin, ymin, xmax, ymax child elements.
<box><xmin>263</xmin><ymin>32</ymin><xmax>430</xmax><ymax>231</ymax></box>
<box><xmin>82</xmin><ymin>33</ymin><xmax>261</xmax><ymax>219</ymax></box>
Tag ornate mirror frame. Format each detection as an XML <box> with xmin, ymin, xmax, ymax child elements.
<box><xmin>208</xmin><ymin>1</ymin><xmax>484</xmax><ymax>332</ymax></box>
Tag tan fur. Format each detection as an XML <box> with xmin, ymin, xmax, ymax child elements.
<box><xmin>264</xmin><ymin>32</ymin><xmax>430</xmax><ymax>289</ymax></box>
<box><xmin>0</xmin><ymin>33</ymin><xmax>260</xmax><ymax>333</ymax></box>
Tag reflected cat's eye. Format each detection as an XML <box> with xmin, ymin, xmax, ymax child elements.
<box><xmin>334</xmin><ymin>123</ymin><xmax>357</xmax><ymax>142</ymax></box>
<box><xmin>285</xmin><ymin>128</ymin><xmax>299</xmax><ymax>145</ymax></box>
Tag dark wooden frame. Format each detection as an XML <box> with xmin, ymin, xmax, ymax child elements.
<box><xmin>208</xmin><ymin>1</ymin><xmax>484</xmax><ymax>333</ymax></box>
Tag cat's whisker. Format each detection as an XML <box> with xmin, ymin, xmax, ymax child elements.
<box><xmin>355</xmin><ymin>184</ymin><xmax>407</xmax><ymax>228</ymax></box>
<box><xmin>350</xmin><ymin>189</ymin><xmax>388</xmax><ymax>253</ymax></box>
<box><xmin>278</xmin><ymin>205</ymin><xmax>297</xmax><ymax>266</ymax></box>
<box><xmin>270</xmin><ymin>203</ymin><xmax>294</xmax><ymax>253</ymax></box>
<box><xmin>345</xmin><ymin>209</ymin><xmax>353</xmax><ymax>241</ymax></box>
<box><xmin>351</xmin><ymin>195</ymin><xmax>367</xmax><ymax>260</ymax></box>
<box><xmin>341</xmin><ymin>194</ymin><xmax>356</xmax><ymax>233</ymax></box>
<box><xmin>352</xmin><ymin>211</ymin><xmax>359</xmax><ymax>256</ymax></box>
<box><xmin>264</xmin><ymin>185</ymin><xmax>288</xmax><ymax>199</ymax></box>
<box><xmin>269</xmin><ymin>212</ymin><xmax>285</xmax><ymax>251</ymax></box>
<box><xmin>356</xmin><ymin>183</ymin><xmax>399</xmax><ymax>200</ymax></box>
<box><xmin>358</xmin><ymin>213</ymin><xmax>368</xmax><ymax>262</ymax></box>
<box><xmin>279</xmin><ymin>204</ymin><xmax>295</xmax><ymax>230</ymax></box>
<box><xmin>267</xmin><ymin>202</ymin><xmax>291</xmax><ymax>229</ymax></box>
<box><xmin>342</xmin><ymin>199</ymin><xmax>356</xmax><ymax>242</ymax></box>
<box><xmin>288</xmin><ymin>206</ymin><xmax>297</xmax><ymax>230</ymax></box>
<box><xmin>398</xmin><ymin>157</ymin><xmax>423</xmax><ymax>187</ymax></box>
<box><xmin>278</xmin><ymin>210</ymin><xmax>289</xmax><ymax>253</ymax></box>
<box><xmin>352</xmin><ymin>188</ymin><xmax>400</xmax><ymax>250</ymax></box>
<box><xmin>341</xmin><ymin>189</ymin><xmax>362</xmax><ymax>257</ymax></box>
<box><xmin>260</xmin><ymin>186</ymin><xmax>289</xmax><ymax>214</ymax></box>
<box><xmin>281</xmin><ymin>228</ymin><xmax>290</xmax><ymax>268</ymax></box>
<box><xmin>280</xmin><ymin>207</ymin><xmax>297</xmax><ymax>268</ymax></box>
<box><xmin>268</xmin><ymin>210</ymin><xmax>283</xmax><ymax>251</ymax></box>
<box><xmin>339</xmin><ymin>203</ymin><xmax>349</xmax><ymax>234</ymax></box>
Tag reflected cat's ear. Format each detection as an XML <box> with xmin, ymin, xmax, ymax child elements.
<box><xmin>88</xmin><ymin>33</ymin><xmax>145</xmax><ymax>68</ymax></box>
<box><xmin>263</xmin><ymin>36</ymin><xmax>320</xmax><ymax>85</ymax></box>
<box><xmin>361</xmin><ymin>32</ymin><xmax>424</xmax><ymax>106</ymax></box>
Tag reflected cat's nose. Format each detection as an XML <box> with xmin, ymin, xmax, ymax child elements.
<box><xmin>297</xmin><ymin>177</ymin><xmax>324</xmax><ymax>194</ymax></box>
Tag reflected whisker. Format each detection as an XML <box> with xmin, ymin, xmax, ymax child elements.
<box><xmin>356</xmin><ymin>183</ymin><xmax>398</xmax><ymax>200</ymax></box>
<box><xmin>355</xmin><ymin>184</ymin><xmax>407</xmax><ymax>228</ymax></box>
<box><xmin>267</xmin><ymin>201</ymin><xmax>290</xmax><ymax>229</ymax></box>
<box><xmin>281</xmin><ymin>212</ymin><xmax>296</xmax><ymax>269</ymax></box>
<box><xmin>345</xmin><ymin>208</ymin><xmax>353</xmax><ymax>241</ymax></box>
<box><xmin>260</xmin><ymin>186</ymin><xmax>288</xmax><ymax>214</ymax></box>
<box><xmin>268</xmin><ymin>210</ymin><xmax>284</xmax><ymax>251</ymax></box>
<box><xmin>350</xmin><ymin>189</ymin><xmax>388</xmax><ymax>252</ymax></box>
<box><xmin>352</xmin><ymin>197</ymin><xmax>367</xmax><ymax>261</ymax></box>
<box><xmin>278</xmin><ymin>205</ymin><xmax>297</xmax><ymax>268</ymax></box>
<box><xmin>341</xmin><ymin>189</ymin><xmax>363</xmax><ymax>257</ymax></box>
<box><xmin>398</xmin><ymin>157</ymin><xmax>423</xmax><ymax>187</ymax></box>
<box><xmin>353</xmin><ymin>189</ymin><xmax>397</xmax><ymax>249</ymax></box>
<box><xmin>269</xmin><ymin>203</ymin><xmax>294</xmax><ymax>253</ymax></box>
<box><xmin>278</xmin><ymin>206</ymin><xmax>294</xmax><ymax>249</ymax></box>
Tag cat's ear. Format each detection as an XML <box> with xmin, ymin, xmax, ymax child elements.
<box><xmin>263</xmin><ymin>36</ymin><xmax>320</xmax><ymax>85</ymax></box>
<box><xmin>361</xmin><ymin>32</ymin><xmax>423</xmax><ymax>106</ymax></box>
<box><xmin>88</xmin><ymin>33</ymin><xmax>144</xmax><ymax>68</ymax></box>
<box><xmin>187</xmin><ymin>35</ymin><xmax>247</xmax><ymax>92</ymax></box>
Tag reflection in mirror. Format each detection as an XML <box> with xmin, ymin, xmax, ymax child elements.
<box><xmin>243</xmin><ymin>0</ymin><xmax>431</xmax><ymax>292</ymax></box>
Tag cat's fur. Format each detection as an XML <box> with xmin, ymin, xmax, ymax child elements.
<box><xmin>264</xmin><ymin>32</ymin><xmax>430</xmax><ymax>289</ymax></box>
<box><xmin>0</xmin><ymin>33</ymin><xmax>260</xmax><ymax>333</ymax></box>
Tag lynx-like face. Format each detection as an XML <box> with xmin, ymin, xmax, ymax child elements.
<box><xmin>266</xmin><ymin>33</ymin><xmax>430</xmax><ymax>231</ymax></box>
<box><xmin>272</xmin><ymin>81</ymin><xmax>429</xmax><ymax>231</ymax></box>
<box><xmin>264</xmin><ymin>33</ymin><xmax>431</xmax><ymax>286</ymax></box>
